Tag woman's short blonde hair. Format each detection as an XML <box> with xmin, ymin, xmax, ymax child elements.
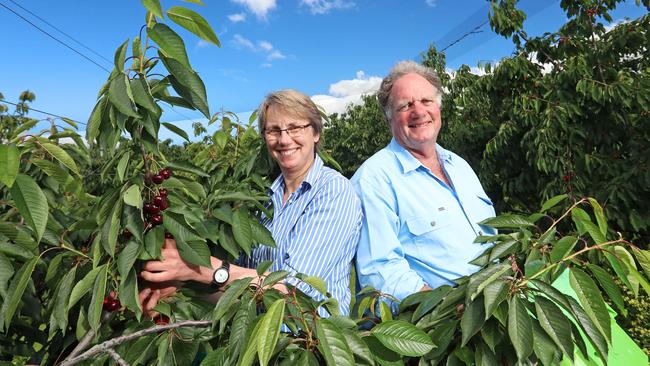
<box><xmin>258</xmin><ymin>89</ymin><xmax>323</xmax><ymax>146</ymax></box>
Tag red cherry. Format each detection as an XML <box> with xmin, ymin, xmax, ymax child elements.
<box><xmin>159</xmin><ymin>198</ymin><xmax>169</xmax><ymax>211</ymax></box>
<box><xmin>152</xmin><ymin>174</ymin><xmax>164</xmax><ymax>184</ymax></box>
<box><xmin>149</xmin><ymin>204</ymin><xmax>161</xmax><ymax>215</ymax></box>
<box><xmin>153</xmin><ymin>195</ymin><xmax>164</xmax><ymax>206</ymax></box>
<box><xmin>154</xmin><ymin>315</ymin><xmax>170</xmax><ymax>325</ymax></box>
<box><xmin>158</xmin><ymin>188</ymin><xmax>168</xmax><ymax>197</ymax></box>
<box><xmin>103</xmin><ymin>297</ymin><xmax>110</xmax><ymax>305</ymax></box>
<box><xmin>161</xmin><ymin>168</ymin><xmax>172</xmax><ymax>180</ymax></box>
<box><xmin>165</xmin><ymin>232</ymin><xmax>174</xmax><ymax>239</ymax></box>
<box><xmin>562</xmin><ymin>175</ymin><xmax>570</xmax><ymax>181</ymax></box>
<box><xmin>122</xmin><ymin>230</ymin><xmax>132</xmax><ymax>240</ymax></box>
<box><xmin>151</xmin><ymin>214</ymin><xmax>163</xmax><ymax>226</ymax></box>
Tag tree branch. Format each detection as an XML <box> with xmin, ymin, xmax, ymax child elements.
<box><xmin>59</xmin><ymin>320</ymin><xmax>211</xmax><ymax>366</ymax></box>
<box><xmin>64</xmin><ymin>311</ymin><xmax>114</xmax><ymax>361</ymax></box>
<box><xmin>106</xmin><ymin>348</ymin><xmax>129</xmax><ymax>366</ymax></box>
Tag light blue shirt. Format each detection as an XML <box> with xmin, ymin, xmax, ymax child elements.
<box><xmin>242</xmin><ymin>155</ymin><xmax>362</xmax><ymax>316</ymax></box>
<box><xmin>352</xmin><ymin>138</ymin><xmax>496</xmax><ymax>300</ymax></box>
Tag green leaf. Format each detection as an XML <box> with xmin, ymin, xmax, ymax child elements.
<box><xmin>566</xmin><ymin>296</ymin><xmax>608</xmax><ymax>362</ymax></box>
<box><xmin>165</xmin><ymin>160</ymin><xmax>209</xmax><ymax>177</ymax></box>
<box><xmin>108</xmin><ymin>73</ymin><xmax>140</xmax><ymax>118</ymax></box>
<box><xmin>0</xmin><ymin>241</ymin><xmax>34</xmax><ymax>260</ymax></box>
<box><xmin>410</xmin><ymin>285</ymin><xmax>451</xmax><ymax>321</ymax></box>
<box><xmin>633</xmin><ymin>248</ymin><xmax>650</xmax><ymax>279</ymax></box>
<box><xmin>532</xmin><ymin>322</ymin><xmax>560</xmax><ymax>366</ymax></box>
<box><xmin>460</xmin><ymin>297</ymin><xmax>485</xmax><ymax>346</ymax></box>
<box><xmin>86</xmin><ymin>97</ymin><xmax>107</xmax><ymax>142</ymax></box>
<box><xmin>479</xmin><ymin>214</ymin><xmax>534</xmax><ymax>229</ymax></box>
<box><xmin>363</xmin><ymin>335</ymin><xmax>403</xmax><ymax>366</ymax></box>
<box><xmin>141</xmin><ymin>0</ymin><xmax>163</xmax><ymax>19</ymax></box>
<box><xmin>507</xmin><ymin>296</ymin><xmax>533</xmax><ymax>362</ymax></box>
<box><xmin>213</xmin><ymin>277</ymin><xmax>253</xmax><ymax>322</ymax></box>
<box><xmin>160</xmin><ymin>54</ymin><xmax>210</xmax><ymax>118</ymax></box>
<box><xmin>117</xmin><ymin>241</ymin><xmax>141</xmax><ymax>278</ymax></box>
<box><xmin>52</xmin><ymin>266</ymin><xmax>77</xmax><ymax>335</ymax></box>
<box><xmin>316</xmin><ymin>318</ymin><xmax>355</xmax><ymax>366</ymax></box>
<box><xmin>238</xmin><ymin>317</ymin><xmax>262</xmax><ymax>366</ymax></box>
<box><xmin>119</xmin><ymin>269</ymin><xmax>142</xmax><ymax>318</ymax></box>
<box><xmin>88</xmin><ymin>265</ymin><xmax>108</xmax><ymax>331</ymax></box>
<box><xmin>466</xmin><ymin>263</ymin><xmax>510</xmax><ymax>302</ymax></box>
<box><xmin>571</xmin><ymin>207</ymin><xmax>606</xmax><ymax>243</ymax></box>
<box><xmin>251</xmin><ymin>220</ymin><xmax>275</xmax><ymax>247</ymax></box>
<box><xmin>68</xmin><ymin>266</ymin><xmax>103</xmax><ymax>310</ymax></box>
<box><xmin>262</xmin><ymin>270</ymin><xmax>289</xmax><ymax>287</ymax></box>
<box><xmin>371</xmin><ymin>320</ymin><xmax>435</xmax><ymax>357</ymax></box>
<box><xmin>116</xmin><ymin>151</ymin><xmax>130</xmax><ymax>182</ymax></box>
<box><xmin>540</xmin><ymin>194</ymin><xmax>567</xmax><ymax>212</ymax></box>
<box><xmin>0</xmin><ymin>144</ymin><xmax>20</xmax><ymax>187</ymax></box>
<box><xmin>162</xmin><ymin>122</ymin><xmax>191</xmax><ymax>142</ymax></box>
<box><xmin>232</xmin><ymin>210</ymin><xmax>253</xmax><ymax>256</ymax></box>
<box><xmin>379</xmin><ymin>301</ymin><xmax>393</xmax><ymax>322</ymax></box>
<box><xmin>534</xmin><ymin>296</ymin><xmax>574</xmax><ymax>359</ymax></box>
<box><xmin>569</xmin><ymin>267</ymin><xmax>611</xmax><ymax>343</ymax></box>
<box><xmin>130</xmin><ymin>77</ymin><xmax>159</xmax><ymax>114</ymax></box>
<box><xmin>167</xmin><ymin>6</ymin><xmax>220</xmax><ymax>46</ymax></box>
<box><xmin>587</xmin><ymin>198</ymin><xmax>607</xmax><ymax>238</ymax></box>
<box><xmin>148</xmin><ymin>23</ymin><xmax>191</xmax><ymax>69</ymax></box>
<box><xmin>256</xmin><ymin>299</ymin><xmax>285</xmax><ymax>366</ymax></box>
<box><xmin>177</xmin><ymin>240</ymin><xmax>211</xmax><ymax>268</ymax></box>
<box><xmin>302</xmin><ymin>275</ymin><xmax>327</xmax><ymax>296</ymax></box>
<box><xmin>0</xmin><ymin>257</ymin><xmax>38</xmax><ymax>331</ymax></box>
<box><xmin>341</xmin><ymin>329</ymin><xmax>374</xmax><ymax>365</ymax></box>
<box><xmin>587</xmin><ymin>264</ymin><xmax>627</xmax><ymax>316</ymax></box>
<box><xmin>0</xmin><ymin>253</ymin><xmax>14</xmax><ymax>299</ymax></box>
<box><xmin>9</xmin><ymin>174</ymin><xmax>48</xmax><ymax>243</ymax></box>
<box><xmin>114</xmin><ymin>39</ymin><xmax>129</xmax><ymax>70</ymax></box>
<box><xmin>101</xmin><ymin>198</ymin><xmax>122</xmax><ymax>257</ymax></box>
<box><xmin>40</xmin><ymin>142</ymin><xmax>81</xmax><ymax>176</ymax></box>
<box><xmin>483</xmin><ymin>279</ymin><xmax>509</xmax><ymax>319</ymax></box>
<box><xmin>122</xmin><ymin>184</ymin><xmax>142</xmax><ymax>208</ymax></box>
<box><xmin>550</xmin><ymin>236</ymin><xmax>578</xmax><ymax>262</ymax></box>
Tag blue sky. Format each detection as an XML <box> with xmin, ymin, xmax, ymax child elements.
<box><xmin>0</xmin><ymin>0</ymin><xmax>647</xmax><ymax>142</ymax></box>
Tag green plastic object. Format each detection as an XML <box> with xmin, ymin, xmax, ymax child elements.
<box><xmin>552</xmin><ymin>270</ymin><xmax>648</xmax><ymax>365</ymax></box>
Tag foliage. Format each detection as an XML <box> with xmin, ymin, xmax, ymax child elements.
<box><xmin>323</xmin><ymin>94</ymin><xmax>391</xmax><ymax>178</ymax></box>
<box><xmin>1</xmin><ymin>1</ymin><xmax>649</xmax><ymax>365</ymax></box>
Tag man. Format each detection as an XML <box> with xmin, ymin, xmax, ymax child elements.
<box><xmin>352</xmin><ymin>61</ymin><xmax>496</xmax><ymax>300</ymax></box>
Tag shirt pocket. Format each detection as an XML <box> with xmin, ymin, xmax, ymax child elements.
<box><xmin>405</xmin><ymin>213</ymin><xmax>453</xmax><ymax>238</ymax></box>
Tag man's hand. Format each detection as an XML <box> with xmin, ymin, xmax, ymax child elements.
<box><xmin>421</xmin><ymin>284</ymin><xmax>433</xmax><ymax>292</ymax></box>
<box><xmin>140</xmin><ymin>238</ymin><xmax>214</xmax><ymax>284</ymax></box>
<box><xmin>138</xmin><ymin>281</ymin><xmax>179</xmax><ymax>318</ymax></box>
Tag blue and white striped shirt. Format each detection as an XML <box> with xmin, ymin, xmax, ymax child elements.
<box><xmin>242</xmin><ymin>155</ymin><xmax>362</xmax><ymax>316</ymax></box>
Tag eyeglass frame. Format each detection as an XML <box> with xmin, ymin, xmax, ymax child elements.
<box><xmin>262</xmin><ymin>123</ymin><xmax>313</xmax><ymax>140</ymax></box>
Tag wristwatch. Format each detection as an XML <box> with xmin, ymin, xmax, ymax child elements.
<box><xmin>211</xmin><ymin>261</ymin><xmax>230</xmax><ymax>289</ymax></box>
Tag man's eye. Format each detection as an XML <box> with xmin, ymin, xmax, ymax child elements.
<box><xmin>421</xmin><ymin>98</ymin><xmax>433</xmax><ymax>105</ymax></box>
<box><xmin>397</xmin><ymin>103</ymin><xmax>410</xmax><ymax>112</ymax></box>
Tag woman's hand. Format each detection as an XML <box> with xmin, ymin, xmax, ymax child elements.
<box><xmin>140</xmin><ymin>238</ymin><xmax>212</xmax><ymax>283</ymax></box>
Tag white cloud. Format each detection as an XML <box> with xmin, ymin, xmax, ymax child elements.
<box><xmin>604</xmin><ymin>18</ymin><xmax>629</xmax><ymax>33</ymax></box>
<box><xmin>425</xmin><ymin>0</ymin><xmax>437</xmax><ymax>7</ymax></box>
<box><xmin>233</xmin><ymin>36</ymin><xmax>287</xmax><ymax>65</ymax></box>
<box><xmin>300</xmin><ymin>0</ymin><xmax>354</xmax><ymax>14</ymax></box>
<box><xmin>197</xmin><ymin>39</ymin><xmax>211</xmax><ymax>48</ymax></box>
<box><xmin>232</xmin><ymin>0</ymin><xmax>277</xmax><ymax>19</ymax></box>
<box><xmin>258</xmin><ymin>41</ymin><xmax>274</xmax><ymax>51</ymax></box>
<box><xmin>228</xmin><ymin>13</ymin><xmax>246</xmax><ymax>22</ymax></box>
<box><xmin>267</xmin><ymin>50</ymin><xmax>286</xmax><ymax>60</ymax></box>
<box><xmin>310</xmin><ymin>71</ymin><xmax>381</xmax><ymax>115</ymax></box>
<box><xmin>233</xmin><ymin>34</ymin><xmax>256</xmax><ymax>50</ymax></box>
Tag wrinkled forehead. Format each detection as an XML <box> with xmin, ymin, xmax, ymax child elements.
<box><xmin>390</xmin><ymin>74</ymin><xmax>437</xmax><ymax>102</ymax></box>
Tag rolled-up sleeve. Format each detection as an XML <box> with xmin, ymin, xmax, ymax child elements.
<box><xmin>354</xmin><ymin>177</ymin><xmax>425</xmax><ymax>300</ymax></box>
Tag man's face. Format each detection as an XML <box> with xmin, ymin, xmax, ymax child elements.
<box><xmin>388</xmin><ymin>73</ymin><xmax>442</xmax><ymax>154</ymax></box>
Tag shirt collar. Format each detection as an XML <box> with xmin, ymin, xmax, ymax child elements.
<box><xmin>269</xmin><ymin>154</ymin><xmax>324</xmax><ymax>196</ymax></box>
<box><xmin>388</xmin><ymin>137</ymin><xmax>453</xmax><ymax>174</ymax></box>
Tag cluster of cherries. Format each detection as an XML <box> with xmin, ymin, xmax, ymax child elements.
<box><xmin>102</xmin><ymin>292</ymin><xmax>121</xmax><ymax>312</ymax></box>
<box><xmin>144</xmin><ymin>168</ymin><xmax>172</xmax><ymax>227</ymax></box>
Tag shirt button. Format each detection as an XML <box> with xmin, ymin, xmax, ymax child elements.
<box><xmin>430</xmin><ymin>221</ymin><xmax>436</xmax><ymax>227</ymax></box>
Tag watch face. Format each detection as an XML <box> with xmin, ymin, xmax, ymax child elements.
<box><xmin>213</xmin><ymin>268</ymin><xmax>229</xmax><ymax>283</ymax></box>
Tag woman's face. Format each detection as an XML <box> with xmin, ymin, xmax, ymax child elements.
<box><xmin>263</xmin><ymin>105</ymin><xmax>320</xmax><ymax>177</ymax></box>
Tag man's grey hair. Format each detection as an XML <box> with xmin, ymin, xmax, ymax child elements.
<box><xmin>377</xmin><ymin>60</ymin><xmax>443</xmax><ymax>122</ymax></box>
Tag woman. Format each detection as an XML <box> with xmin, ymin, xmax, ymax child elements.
<box><xmin>139</xmin><ymin>89</ymin><xmax>362</xmax><ymax>317</ymax></box>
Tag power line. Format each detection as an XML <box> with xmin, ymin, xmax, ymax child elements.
<box><xmin>0</xmin><ymin>99</ymin><xmax>86</xmax><ymax>126</ymax></box>
<box><xmin>0</xmin><ymin>1</ymin><xmax>111</xmax><ymax>73</ymax></box>
<box><xmin>6</xmin><ymin>0</ymin><xmax>113</xmax><ymax>66</ymax></box>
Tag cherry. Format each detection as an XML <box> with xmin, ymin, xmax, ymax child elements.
<box><xmin>103</xmin><ymin>297</ymin><xmax>121</xmax><ymax>312</ymax></box>
<box><xmin>159</xmin><ymin>198</ymin><xmax>169</xmax><ymax>211</ymax></box>
<box><xmin>161</xmin><ymin>168</ymin><xmax>172</xmax><ymax>180</ymax></box>
<box><xmin>153</xmin><ymin>195</ymin><xmax>164</xmax><ymax>206</ymax></box>
<box><xmin>122</xmin><ymin>229</ymin><xmax>132</xmax><ymax>240</ymax></box>
<box><xmin>152</xmin><ymin>174</ymin><xmax>164</xmax><ymax>184</ymax></box>
<box><xmin>165</xmin><ymin>232</ymin><xmax>174</xmax><ymax>239</ymax></box>
<box><xmin>154</xmin><ymin>315</ymin><xmax>170</xmax><ymax>325</ymax></box>
<box><xmin>143</xmin><ymin>203</ymin><xmax>153</xmax><ymax>214</ymax></box>
<box><xmin>158</xmin><ymin>188</ymin><xmax>168</xmax><ymax>197</ymax></box>
<box><xmin>151</xmin><ymin>214</ymin><xmax>163</xmax><ymax>226</ymax></box>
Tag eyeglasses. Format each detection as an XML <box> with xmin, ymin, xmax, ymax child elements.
<box><xmin>263</xmin><ymin>123</ymin><xmax>312</xmax><ymax>140</ymax></box>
